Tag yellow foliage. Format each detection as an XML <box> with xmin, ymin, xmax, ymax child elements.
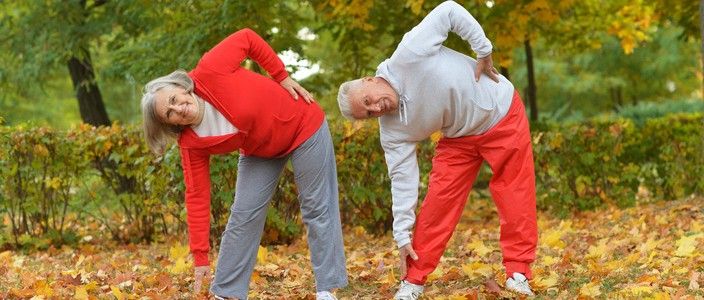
<box><xmin>73</xmin><ymin>286</ymin><xmax>89</xmax><ymax>300</ymax></box>
<box><xmin>0</xmin><ymin>250</ymin><xmax>12</xmax><ymax>264</ymax></box>
<box><xmin>653</xmin><ymin>292</ymin><xmax>672</xmax><ymax>300</ymax></box>
<box><xmin>623</xmin><ymin>284</ymin><xmax>654</xmax><ymax>296</ymax></box>
<box><xmin>406</xmin><ymin>0</ymin><xmax>424</xmax><ymax>15</ymax></box>
<box><xmin>34</xmin><ymin>280</ymin><xmax>54</xmax><ymax>297</ymax></box>
<box><xmin>168</xmin><ymin>245</ymin><xmax>189</xmax><ymax>260</ymax></box>
<box><xmin>607</xmin><ymin>0</ymin><xmax>656</xmax><ymax>55</ymax></box>
<box><xmin>533</xmin><ymin>271</ymin><xmax>558</xmax><ymax>288</ymax></box>
<box><xmin>110</xmin><ymin>286</ymin><xmax>124</xmax><ymax>300</ymax></box>
<box><xmin>579</xmin><ymin>281</ymin><xmax>602</xmax><ymax>297</ymax></box>
<box><xmin>257</xmin><ymin>246</ymin><xmax>268</xmax><ymax>264</ymax></box>
<box><xmin>430</xmin><ymin>131</ymin><xmax>443</xmax><ymax>143</ymax></box>
<box><xmin>427</xmin><ymin>266</ymin><xmax>444</xmax><ymax>281</ymax></box>
<box><xmin>675</xmin><ymin>233</ymin><xmax>704</xmax><ymax>257</ymax></box>
<box><xmin>169</xmin><ymin>258</ymin><xmax>190</xmax><ymax>274</ymax></box>
<box><xmin>542</xmin><ymin>230</ymin><xmax>565</xmax><ymax>249</ymax></box>
<box><xmin>466</xmin><ymin>240</ymin><xmax>493</xmax><ymax>256</ymax></box>
<box><xmin>586</xmin><ymin>239</ymin><xmax>608</xmax><ymax>260</ymax></box>
<box><xmin>540</xmin><ymin>255</ymin><xmax>560</xmax><ymax>266</ymax></box>
<box><xmin>327</xmin><ymin>0</ymin><xmax>375</xmax><ymax>31</ymax></box>
<box><xmin>461</xmin><ymin>262</ymin><xmax>493</xmax><ymax>277</ymax></box>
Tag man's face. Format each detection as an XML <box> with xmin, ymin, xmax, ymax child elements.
<box><xmin>348</xmin><ymin>77</ymin><xmax>399</xmax><ymax>120</ymax></box>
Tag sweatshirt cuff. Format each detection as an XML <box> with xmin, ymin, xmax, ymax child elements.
<box><xmin>476</xmin><ymin>50</ymin><xmax>492</xmax><ymax>59</ymax></box>
<box><xmin>271</xmin><ymin>69</ymin><xmax>289</xmax><ymax>83</ymax></box>
<box><xmin>192</xmin><ymin>250</ymin><xmax>209</xmax><ymax>266</ymax></box>
<box><xmin>396</xmin><ymin>236</ymin><xmax>411</xmax><ymax>249</ymax></box>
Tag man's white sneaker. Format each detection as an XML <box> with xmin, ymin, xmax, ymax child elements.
<box><xmin>394</xmin><ymin>280</ymin><xmax>424</xmax><ymax>300</ymax></box>
<box><xmin>316</xmin><ymin>291</ymin><xmax>337</xmax><ymax>300</ymax></box>
<box><xmin>505</xmin><ymin>272</ymin><xmax>535</xmax><ymax>296</ymax></box>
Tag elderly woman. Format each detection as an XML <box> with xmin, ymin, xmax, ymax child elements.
<box><xmin>141</xmin><ymin>28</ymin><xmax>347</xmax><ymax>300</ymax></box>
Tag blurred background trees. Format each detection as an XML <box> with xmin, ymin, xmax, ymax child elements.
<box><xmin>0</xmin><ymin>0</ymin><xmax>701</xmax><ymax>127</ymax></box>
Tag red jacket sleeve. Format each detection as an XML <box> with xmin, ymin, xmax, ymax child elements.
<box><xmin>179</xmin><ymin>147</ymin><xmax>212</xmax><ymax>266</ymax></box>
<box><xmin>199</xmin><ymin>28</ymin><xmax>289</xmax><ymax>82</ymax></box>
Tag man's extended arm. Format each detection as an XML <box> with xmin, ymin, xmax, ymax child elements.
<box><xmin>401</xmin><ymin>1</ymin><xmax>492</xmax><ymax>58</ymax></box>
<box><xmin>382</xmin><ymin>139</ymin><xmax>420</xmax><ymax>248</ymax></box>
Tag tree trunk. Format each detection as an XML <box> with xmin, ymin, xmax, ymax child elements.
<box><xmin>500</xmin><ymin>66</ymin><xmax>510</xmax><ymax>81</ymax></box>
<box><xmin>67</xmin><ymin>48</ymin><xmax>110</xmax><ymax>127</ymax></box>
<box><xmin>700</xmin><ymin>0</ymin><xmax>704</xmax><ymax>97</ymax></box>
<box><xmin>524</xmin><ymin>38</ymin><xmax>538</xmax><ymax>121</ymax></box>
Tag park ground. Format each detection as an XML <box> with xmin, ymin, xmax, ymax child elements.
<box><xmin>1</xmin><ymin>192</ymin><xmax>703</xmax><ymax>299</ymax></box>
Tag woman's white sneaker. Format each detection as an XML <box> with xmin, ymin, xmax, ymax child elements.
<box><xmin>394</xmin><ymin>280</ymin><xmax>424</xmax><ymax>300</ymax></box>
<box><xmin>505</xmin><ymin>272</ymin><xmax>535</xmax><ymax>296</ymax></box>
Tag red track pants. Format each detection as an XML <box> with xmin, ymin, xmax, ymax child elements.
<box><xmin>405</xmin><ymin>92</ymin><xmax>538</xmax><ymax>284</ymax></box>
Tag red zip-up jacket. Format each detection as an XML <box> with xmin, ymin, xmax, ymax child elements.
<box><xmin>178</xmin><ymin>28</ymin><xmax>324</xmax><ymax>266</ymax></box>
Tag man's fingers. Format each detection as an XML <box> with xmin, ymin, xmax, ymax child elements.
<box><xmin>409</xmin><ymin>248</ymin><xmax>419</xmax><ymax>260</ymax></box>
<box><xmin>194</xmin><ymin>277</ymin><xmax>202</xmax><ymax>293</ymax></box>
<box><xmin>400</xmin><ymin>259</ymin><xmax>407</xmax><ymax>278</ymax></box>
<box><xmin>488</xmin><ymin>71</ymin><xmax>500</xmax><ymax>83</ymax></box>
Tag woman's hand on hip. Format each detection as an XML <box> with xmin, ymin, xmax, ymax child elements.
<box><xmin>193</xmin><ymin>265</ymin><xmax>211</xmax><ymax>294</ymax></box>
<box><xmin>280</xmin><ymin>76</ymin><xmax>315</xmax><ymax>104</ymax></box>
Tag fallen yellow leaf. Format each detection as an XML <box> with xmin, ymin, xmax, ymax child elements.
<box><xmin>74</xmin><ymin>285</ymin><xmax>89</xmax><ymax>300</ymax></box>
<box><xmin>542</xmin><ymin>230</ymin><xmax>565</xmax><ymax>249</ymax></box>
<box><xmin>257</xmin><ymin>246</ymin><xmax>268</xmax><ymax>264</ymax></box>
<box><xmin>169</xmin><ymin>257</ymin><xmax>190</xmax><ymax>274</ymax></box>
<box><xmin>533</xmin><ymin>271</ymin><xmax>558</xmax><ymax>288</ymax></box>
<box><xmin>540</xmin><ymin>255</ymin><xmax>559</xmax><ymax>266</ymax></box>
<box><xmin>579</xmin><ymin>281</ymin><xmax>601</xmax><ymax>297</ymax></box>
<box><xmin>169</xmin><ymin>244</ymin><xmax>190</xmax><ymax>260</ymax></box>
<box><xmin>110</xmin><ymin>285</ymin><xmax>124</xmax><ymax>300</ymax></box>
<box><xmin>461</xmin><ymin>262</ymin><xmax>492</xmax><ymax>277</ymax></box>
<box><xmin>466</xmin><ymin>240</ymin><xmax>493</xmax><ymax>257</ymax></box>
<box><xmin>675</xmin><ymin>233</ymin><xmax>703</xmax><ymax>257</ymax></box>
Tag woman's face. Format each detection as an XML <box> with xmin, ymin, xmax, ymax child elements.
<box><xmin>153</xmin><ymin>86</ymin><xmax>199</xmax><ymax>126</ymax></box>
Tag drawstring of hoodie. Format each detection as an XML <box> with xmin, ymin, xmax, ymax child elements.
<box><xmin>399</xmin><ymin>94</ymin><xmax>409</xmax><ymax>125</ymax></box>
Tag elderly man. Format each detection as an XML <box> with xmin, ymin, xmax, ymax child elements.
<box><xmin>337</xmin><ymin>1</ymin><xmax>537</xmax><ymax>298</ymax></box>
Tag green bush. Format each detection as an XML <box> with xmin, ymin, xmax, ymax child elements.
<box><xmin>612</xmin><ymin>99</ymin><xmax>704</xmax><ymax>126</ymax></box>
<box><xmin>1</xmin><ymin>113</ymin><xmax>702</xmax><ymax>249</ymax></box>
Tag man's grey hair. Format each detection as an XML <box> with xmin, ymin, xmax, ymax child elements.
<box><xmin>141</xmin><ymin>70</ymin><xmax>193</xmax><ymax>155</ymax></box>
<box><xmin>337</xmin><ymin>78</ymin><xmax>363</xmax><ymax>120</ymax></box>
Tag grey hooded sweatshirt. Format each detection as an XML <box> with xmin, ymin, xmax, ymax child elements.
<box><xmin>376</xmin><ymin>1</ymin><xmax>515</xmax><ymax>248</ymax></box>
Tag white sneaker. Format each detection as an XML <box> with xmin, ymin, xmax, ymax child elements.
<box><xmin>505</xmin><ymin>272</ymin><xmax>535</xmax><ymax>296</ymax></box>
<box><xmin>394</xmin><ymin>280</ymin><xmax>424</xmax><ymax>300</ymax></box>
<box><xmin>316</xmin><ymin>291</ymin><xmax>337</xmax><ymax>300</ymax></box>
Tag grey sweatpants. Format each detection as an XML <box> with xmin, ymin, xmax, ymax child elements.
<box><xmin>210</xmin><ymin>120</ymin><xmax>348</xmax><ymax>299</ymax></box>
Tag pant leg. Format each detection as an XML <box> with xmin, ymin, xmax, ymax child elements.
<box><xmin>290</xmin><ymin>120</ymin><xmax>348</xmax><ymax>292</ymax></box>
<box><xmin>210</xmin><ymin>155</ymin><xmax>287</xmax><ymax>299</ymax></box>
<box><xmin>478</xmin><ymin>93</ymin><xmax>538</xmax><ymax>279</ymax></box>
<box><xmin>405</xmin><ymin>137</ymin><xmax>484</xmax><ymax>285</ymax></box>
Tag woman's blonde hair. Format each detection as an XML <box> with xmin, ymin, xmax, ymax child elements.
<box><xmin>141</xmin><ymin>70</ymin><xmax>194</xmax><ymax>154</ymax></box>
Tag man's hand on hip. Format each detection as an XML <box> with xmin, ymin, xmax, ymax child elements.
<box><xmin>475</xmin><ymin>54</ymin><xmax>500</xmax><ymax>83</ymax></box>
<box><xmin>399</xmin><ymin>243</ymin><xmax>419</xmax><ymax>279</ymax></box>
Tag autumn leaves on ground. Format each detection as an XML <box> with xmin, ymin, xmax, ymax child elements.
<box><xmin>1</xmin><ymin>193</ymin><xmax>703</xmax><ymax>299</ymax></box>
